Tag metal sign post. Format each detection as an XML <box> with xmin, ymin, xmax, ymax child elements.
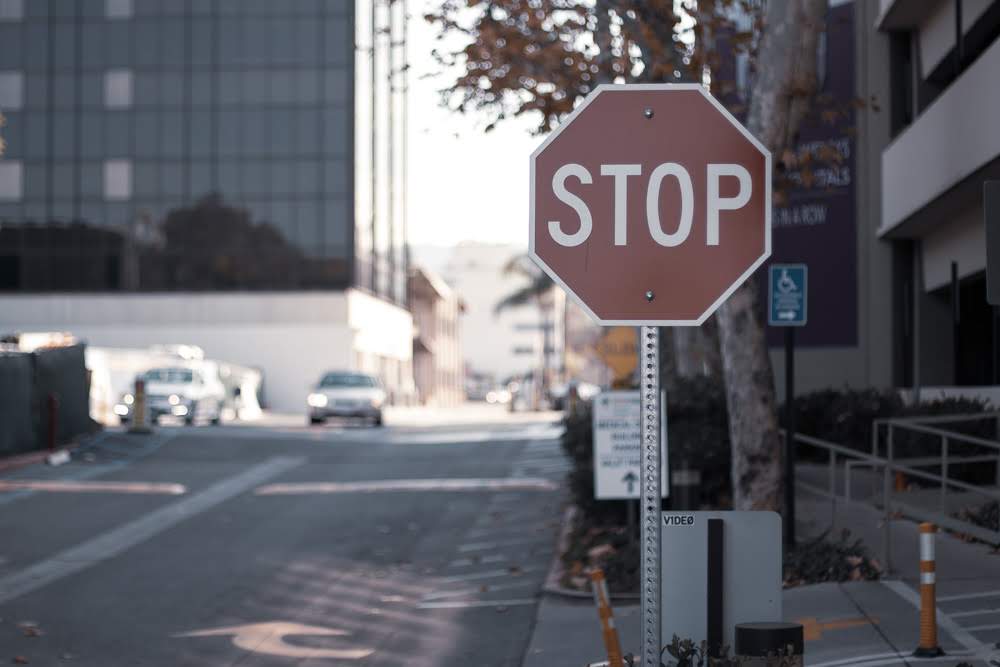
<box><xmin>639</xmin><ymin>326</ymin><xmax>661</xmax><ymax>667</ymax></box>
<box><xmin>768</xmin><ymin>264</ymin><xmax>807</xmax><ymax>547</ymax></box>
<box><xmin>528</xmin><ymin>85</ymin><xmax>772</xmax><ymax>666</ymax></box>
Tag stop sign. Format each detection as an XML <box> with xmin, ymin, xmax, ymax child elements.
<box><xmin>530</xmin><ymin>84</ymin><xmax>771</xmax><ymax>325</ymax></box>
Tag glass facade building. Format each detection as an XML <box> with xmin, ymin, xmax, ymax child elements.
<box><xmin>0</xmin><ymin>0</ymin><xmax>407</xmax><ymax>305</ymax></box>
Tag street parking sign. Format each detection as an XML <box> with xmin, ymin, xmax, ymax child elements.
<box><xmin>592</xmin><ymin>391</ymin><xmax>668</xmax><ymax>500</ymax></box>
<box><xmin>768</xmin><ymin>264</ymin><xmax>808</xmax><ymax>326</ymax></box>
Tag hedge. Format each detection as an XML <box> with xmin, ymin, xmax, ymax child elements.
<box><xmin>562</xmin><ymin>383</ymin><xmax>993</xmax><ymax>517</ymax></box>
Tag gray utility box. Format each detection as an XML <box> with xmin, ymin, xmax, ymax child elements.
<box><xmin>660</xmin><ymin>511</ymin><xmax>782</xmax><ymax>653</ymax></box>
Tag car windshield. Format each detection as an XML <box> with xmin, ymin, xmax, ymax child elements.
<box><xmin>319</xmin><ymin>373</ymin><xmax>377</xmax><ymax>388</ymax></box>
<box><xmin>144</xmin><ymin>368</ymin><xmax>194</xmax><ymax>384</ymax></box>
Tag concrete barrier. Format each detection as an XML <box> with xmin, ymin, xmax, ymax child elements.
<box><xmin>0</xmin><ymin>352</ymin><xmax>36</xmax><ymax>457</ymax></box>
<box><xmin>0</xmin><ymin>344</ymin><xmax>97</xmax><ymax>457</ymax></box>
<box><xmin>33</xmin><ymin>344</ymin><xmax>96</xmax><ymax>448</ymax></box>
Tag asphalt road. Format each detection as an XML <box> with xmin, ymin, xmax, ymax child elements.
<box><xmin>0</xmin><ymin>416</ymin><xmax>568</xmax><ymax>666</ymax></box>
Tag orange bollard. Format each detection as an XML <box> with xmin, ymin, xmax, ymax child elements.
<box><xmin>590</xmin><ymin>569</ymin><xmax>624</xmax><ymax>667</ymax></box>
<box><xmin>129</xmin><ymin>378</ymin><xmax>152</xmax><ymax>434</ymax></box>
<box><xmin>914</xmin><ymin>523</ymin><xmax>943</xmax><ymax>657</ymax></box>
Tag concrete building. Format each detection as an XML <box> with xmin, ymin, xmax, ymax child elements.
<box><xmin>875</xmin><ymin>0</ymin><xmax>1000</xmax><ymax>394</ymax></box>
<box><xmin>0</xmin><ymin>0</ymin><xmax>412</xmax><ymax>411</ymax></box>
<box><xmin>409</xmin><ymin>266</ymin><xmax>464</xmax><ymax>407</ymax></box>
<box><xmin>764</xmin><ymin>0</ymin><xmax>1000</xmax><ymax>401</ymax></box>
<box><xmin>437</xmin><ymin>241</ymin><xmax>558</xmax><ymax>385</ymax></box>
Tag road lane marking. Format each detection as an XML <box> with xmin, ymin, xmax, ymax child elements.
<box><xmin>422</xmin><ymin>580</ymin><xmax>537</xmax><ymax>601</ymax></box>
<box><xmin>939</xmin><ymin>588</ymin><xmax>1000</xmax><ymax>602</ymax></box>
<box><xmin>0</xmin><ymin>480</ymin><xmax>186</xmax><ymax>495</ymax></box>
<box><xmin>435</xmin><ymin>566</ymin><xmax>540</xmax><ymax>584</ymax></box>
<box><xmin>417</xmin><ymin>598</ymin><xmax>538</xmax><ymax>610</ymax></box>
<box><xmin>950</xmin><ymin>606</ymin><xmax>1000</xmax><ymax>618</ymax></box>
<box><xmin>449</xmin><ymin>554</ymin><xmax>509</xmax><ymax>567</ymax></box>
<box><xmin>458</xmin><ymin>537</ymin><xmax>549</xmax><ymax>553</ymax></box>
<box><xmin>807</xmin><ymin>651</ymin><xmax>902</xmax><ymax>667</ymax></box>
<box><xmin>255</xmin><ymin>478</ymin><xmax>558</xmax><ymax>495</ymax></box>
<box><xmin>0</xmin><ymin>456</ymin><xmax>303</xmax><ymax>605</ymax></box>
<box><xmin>881</xmin><ymin>579</ymin><xmax>983</xmax><ymax>652</ymax></box>
<box><xmin>176</xmin><ymin>621</ymin><xmax>373</xmax><ymax>660</ymax></box>
<box><xmin>0</xmin><ymin>432</ymin><xmax>175</xmax><ymax>507</ymax></box>
<box><xmin>808</xmin><ymin>651</ymin><xmax>974</xmax><ymax>667</ymax></box>
<box><xmin>963</xmin><ymin>622</ymin><xmax>1000</xmax><ymax>632</ymax></box>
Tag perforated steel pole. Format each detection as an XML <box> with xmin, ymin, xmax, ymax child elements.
<box><xmin>639</xmin><ymin>326</ymin><xmax>661</xmax><ymax>667</ymax></box>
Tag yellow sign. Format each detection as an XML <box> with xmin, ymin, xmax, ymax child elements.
<box><xmin>595</xmin><ymin>327</ymin><xmax>638</xmax><ymax>381</ymax></box>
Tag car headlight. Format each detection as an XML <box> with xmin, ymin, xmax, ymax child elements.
<box><xmin>168</xmin><ymin>394</ymin><xmax>181</xmax><ymax>406</ymax></box>
<box><xmin>307</xmin><ymin>393</ymin><xmax>328</xmax><ymax>408</ymax></box>
<box><xmin>114</xmin><ymin>404</ymin><xmax>129</xmax><ymax>416</ymax></box>
<box><xmin>123</xmin><ymin>393</ymin><xmax>134</xmax><ymax>405</ymax></box>
<box><xmin>370</xmin><ymin>395</ymin><xmax>384</xmax><ymax>408</ymax></box>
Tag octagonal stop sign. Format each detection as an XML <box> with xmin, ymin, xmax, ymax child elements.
<box><xmin>530</xmin><ymin>84</ymin><xmax>771</xmax><ymax>325</ymax></box>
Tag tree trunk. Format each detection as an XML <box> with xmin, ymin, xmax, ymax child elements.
<box><xmin>673</xmin><ymin>328</ymin><xmax>701</xmax><ymax>378</ymax></box>
<box><xmin>716</xmin><ymin>0</ymin><xmax>828</xmax><ymax>511</ymax></box>
<box><xmin>702</xmin><ymin>316</ymin><xmax>724</xmax><ymax>380</ymax></box>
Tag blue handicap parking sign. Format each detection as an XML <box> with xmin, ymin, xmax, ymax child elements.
<box><xmin>768</xmin><ymin>264</ymin><xmax>807</xmax><ymax>326</ymax></box>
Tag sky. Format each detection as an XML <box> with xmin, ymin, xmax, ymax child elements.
<box><xmin>406</xmin><ymin>1</ymin><xmax>539</xmax><ymax>249</ymax></box>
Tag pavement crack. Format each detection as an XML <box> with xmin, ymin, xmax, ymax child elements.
<box><xmin>839</xmin><ymin>582</ymin><xmax>912</xmax><ymax>667</ymax></box>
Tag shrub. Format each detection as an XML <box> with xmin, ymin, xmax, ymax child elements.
<box><xmin>783</xmin><ymin>529</ymin><xmax>881</xmax><ymax>587</ymax></box>
<box><xmin>560</xmin><ymin>376</ymin><xmax>733</xmax><ymax>519</ymax></box>
<box><xmin>559</xmin><ymin>514</ymin><xmax>640</xmax><ymax>593</ymax></box>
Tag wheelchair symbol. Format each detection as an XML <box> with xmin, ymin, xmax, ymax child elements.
<box><xmin>777</xmin><ymin>269</ymin><xmax>798</xmax><ymax>294</ymax></box>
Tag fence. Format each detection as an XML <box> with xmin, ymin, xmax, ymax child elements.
<box><xmin>0</xmin><ymin>344</ymin><xmax>97</xmax><ymax>457</ymax></box>
<box><xmin>792</xmin><ymin>411</ymin><xmax>1000</xmax><ymax>573</ymax></box>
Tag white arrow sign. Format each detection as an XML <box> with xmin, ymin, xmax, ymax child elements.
<box><xmin>176</xmin><ymin>621</ymin><xmax>374</xmax><ymax>660</ymax></box>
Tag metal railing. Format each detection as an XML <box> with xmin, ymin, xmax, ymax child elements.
<box><xmin>791</xmin><ymin>411</ymin><xmax>1000</xmax><ymax>573</ymax></box>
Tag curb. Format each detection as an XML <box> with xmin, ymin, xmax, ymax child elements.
<box><xmin>542</xmin><ymin>505</ymin><xmax>640</xmax><ymax>602</ymax></box>
<box><xmin>0</xmin><ymin>449</ymin><xmax>58</xmax><ymax>473</ymax></box>
<box><xmin>0</xmin><ymin>430</ymin><xmax>108</xmax><ymax>474</ymax></box>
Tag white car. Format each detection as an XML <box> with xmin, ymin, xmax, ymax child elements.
<box><xmin>119</xmin><ymin>365</ymin><xmax>225</xmax><ymax>426</ymax></box>
<box><xmin>307</xmin><ymin>371</ymin><xmax>385</xmax><ymax>426</ymax></box>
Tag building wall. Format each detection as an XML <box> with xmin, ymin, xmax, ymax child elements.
<box><xmin>353</xmin><ymin>0</ymin><xmax>407</xmax><ymax>305</ymax></box>
<box><xmin>348</xmin><ymin>288</ymin><xmax>415</xmax><ymax>404</ymax></box>
<box><xmin>877</xmin><ymin>0</ymin><xmax>1000</xmax><ymax>390</ymax></box>
<box><xmin>408</xmin><ymin>269</ymin><xmax>463</xmax><ymax>406</ymax></box>
<box><xmin>881</xmin><ymin>23</ymin><xmax>1000</xmax><ymax>234</ymax></box>
<box><xmin>0</xmin><ymin>0</ymin><xmax>361</xmax><ymax>293</ymax></box>
<box><xmin>768</xmin><ymin>0</ymin><xmax>896</xmax><ymax>397</ymax></box>
<box><xmin>0</xmin><ymin>291</ymin><xmax>413</xmax><ymax>412</ymax></box>
<box><xmin>438</xmin><ymin>242</ymin><xmax>548</xmax><ymax>383</ymax></box>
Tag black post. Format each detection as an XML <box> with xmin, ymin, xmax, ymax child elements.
<box><xmin>707</xmin><ymin>518</ymin><xmax>725</xmax><ymax>657</ymax></box>
<box><xmin>627</xmin><ymin>499</ymin><xmax>637</xmax><ymax>548</ymax></box>
<box><xmin>952</xmin><ymin>261</ymin><xmax>961</xmax><ymax>385</ymax></box>
<box><xmin>785</xmin><ymin>327</ymin><xmax>796</xmax><ymax>548</ymax></box>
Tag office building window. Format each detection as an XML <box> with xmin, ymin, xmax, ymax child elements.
<box><xmin>0</xmin><ymin>70</ymin><xmax>23</xmax><ymax>109</ymax></box>
<box><xmin>0</xmin><ymin>0</ymin><xmax>22</xmax><ymax>21</ymax></box>
<box><xmin>106</xmin><ymin>0</ymin><xmax>132</xmax><ymax>19</ymax></box>
<box><xmin>103</xmin><ymin>159</ymin><xmax>132</xmax><ymax>200</ymax></box>
<box><xmin>0</xmin><ymin>161</ymin><xmax>22</xmax><ymax>200</ymax></box>
<box><xmin>104</xmin><ymin>69</ymin><xmax>132</xmax><ymax>108</ymax></box>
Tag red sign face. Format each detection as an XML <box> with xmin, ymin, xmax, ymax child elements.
<box><xmin>530</xmin><ymin>84</ymin><xmax>771</xmax><ymax>325</ymax></box>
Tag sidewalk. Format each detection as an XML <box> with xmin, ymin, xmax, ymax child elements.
<box><xmin>522</xmin><ymin>483</ymin><xmax>1000</xmax><ymax>666</ymax></box>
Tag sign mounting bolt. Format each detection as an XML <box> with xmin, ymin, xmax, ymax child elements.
<box><xmin>643</xmin><ymin>108</ymin><xmax>654</xmax><ymax>119</ymax></box>
<box><xmin>645</xmin><ymin>290</ymin><xmax>655</xmax><ymax>302</ymax></box>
